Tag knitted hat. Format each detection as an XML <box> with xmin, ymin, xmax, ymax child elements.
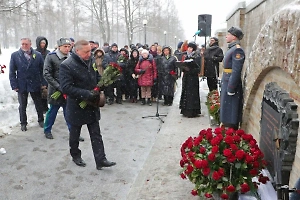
<box><xmin>57</xmin><ymin>38</ymin><xmax>71</xmax><ymax>47</ymax></box>
<box><xmin>111</xmin><ymin>43</ymin><xmax>118</xmax><ymax>48</ymax></box>
<box><xmin>141</xmin><ymin>49</ymin><xmax>149</xmax><ymax>55</ymax></box>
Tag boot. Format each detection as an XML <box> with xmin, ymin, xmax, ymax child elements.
<box><xmin>147</xmin><ymin>98</ymin><xmax>152</xmax><ymax>106</ymax></box>
<box><xmin>141</xmin><ymin>98</ymin><xmax>145</xmax><ymax>105</ymax></box>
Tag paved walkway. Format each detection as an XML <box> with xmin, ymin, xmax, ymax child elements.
<box><xmin>0</xmin><ymin>78</ymin><xmax>211</xmax><ymax>200</ymax></box>
<box><xmin>127</xmin><ymin>79</ymin><xmax>210</xmax><ymax>200</ymax></box>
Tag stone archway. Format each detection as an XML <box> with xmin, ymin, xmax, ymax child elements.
<box><xmin>242</xmin><ymin>0</ymin><xmax>300</xmax><ymax>130</ymax></box>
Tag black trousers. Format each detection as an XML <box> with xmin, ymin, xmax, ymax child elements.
<box><xmin>164</xmin><ymin>95</ymin><xmax>174</xmax><ymax>105</ymax></box>
<box><xmin>18</xmin><ymin>91</ymin><xmax>44</xmax><ymax>125</ymax></box>
<box><xmin>106</xmin><ymin>80</ymin><xmax>122</xmax><ymax>102</ymax></box>
<box><xmin>69</xmin><ymin>121</ymin><xmax>106</xmax><ymax>165</ymax></box>
<box><xmin>206</xmin><ymin>77</ymin><xmax>218</xmax><ymax>92</ymax></box>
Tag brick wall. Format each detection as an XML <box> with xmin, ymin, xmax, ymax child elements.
<box><xmin>225</xmin><ymin>0</ymin><xmax>300</xmax><ymax>187</ymax></box>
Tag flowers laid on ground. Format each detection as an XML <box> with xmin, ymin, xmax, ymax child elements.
<box><xmin>206</xmin><ymin>90</ymin><xmax>220</xmax><ymax>124</ymax></box>
<box><xmin>79</xmin><ymin>62</ymin><xmax>122</xmax><ymax>109</ymax></box>
<box><xmin>0</xmin><ymin>64</ymin><xmax>6</xmax><ymax>74</ymax></box>
<box><xmin>180</xmin><ymin>127</ymin><xmax>269</xmax><ymax>199</ymax></box>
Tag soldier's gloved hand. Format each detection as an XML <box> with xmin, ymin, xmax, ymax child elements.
<box><xmin>139</xmin><ymin>69</ymin><xmax>146</xmax><ymax>74</ymax></box>
<box><xmin>88</xmin><ymin>90</ymin><xmax>100</xmax><ymax>101</ymax></box>
<box><xmin>227</xmin><ymin>92</ymin><xmax>235</xmax><ymax>96</ymax></box>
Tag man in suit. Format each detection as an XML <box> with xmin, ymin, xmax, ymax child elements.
<box><xmin>59</xmin><ymin>39</ymin><xmax>116</xmax><ymax>169</ymax></box>
<box><xmin>9</xmin><ymin>38</ymin><xmax>46</xmax><ymax>131</ymax></box>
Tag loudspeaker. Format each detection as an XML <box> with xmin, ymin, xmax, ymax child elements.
<box><xmin>198</xmin><ymin>14</ymin><xmax>212</xmax><ymax>37</ymax></box>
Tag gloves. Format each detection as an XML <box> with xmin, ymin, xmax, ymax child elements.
<box><xmin>227</xmin><ymin>92</ymin><xmax>235</xmax><ymax>96</ymax></box>
<box><xmin>88</xmin><ymin>90</ymin><xmax>100</xmax><ymax>101</ymax></box>
<box><xmin>139</xmin><ymin>69</ymin><xmax>146</xmax><ymax>74</ymax></box>
<box><xmin>41</xmin><ymin>88</ymin><xmax>48</xmax><ymax>99</ymax></box>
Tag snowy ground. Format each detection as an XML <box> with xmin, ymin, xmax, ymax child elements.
<box><xmin>0</xmin><ymin>49</ymin><xmax>39</xmax><ymax>135</ymax></box>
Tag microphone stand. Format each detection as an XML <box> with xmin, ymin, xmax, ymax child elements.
<box><xmin>142</xmin><ymin>76</ymin><xmax>167</xmax><ymax>123</ymax></box>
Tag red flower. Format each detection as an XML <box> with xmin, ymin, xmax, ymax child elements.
<box><xmin>212</xmin><ymin>146</ymin><xmax>219</xmax><ymax>153</ymax></box>
<box><xmin>205</xmin><ymin>131</ymin><xmax>213</xmax><ymax>141</ymax></box>
<box><xmin>241</xmin><ymin>183</ymin><xmax>250</xmax><ymax>193</ymax></box>
<box><xmin>212</xmin><ymin>171</ymin><xmax>221</xmax><ymax>180</ymax></box>
<box><xmin>235</xmin><ymin>150</ymin><xmax>245</xmax><ymax>160</ymax></box>
<box><xmin>208</xmin><ymin>153</ymin><xmax>216</xmax><ymax>162</ymax></box>
<box><xmin>230</xmin><ymin>144</ymin><xmax>238</xmax><ymax>151</ymax></box>
<box><xmin>226</xmin><ymin>185</ymin><xmax>235</xmax><ymax>192</ymax></box>
<box><xmin>224</xmin><ymin>135</ymin><xmax>234</xmax><ymax>144</ymax></box>
<box><xmin>258</xmin><ymin>175</ymin><xmax>270</xmax><ymax>184</ymax></box>
<box><xmin>185</xmin><ymin>165</ymin><xmax>194</xmax><ymax>175</ymax></box>
<box><xmin>201</xmin><ymin>160</ymin><xmax>209</xmax><ymax>168</ymax></box>
<box><xmin>245</xmin><ymin>154</ymin><xmax>254</xmax><ymax>163</ymax></box>
<box><xmin>210</xmin><ymin>137</ymin><xmax>221</xmax><ymax>146</ymax></box>
<box><xmin>170</xmin><ymin>70</ymin><xmax>176</xmax><ymax>75</ymax></box>
<box><xmin>223</xmin><ymin>149</ymin><xmax>232</xmax><ymax>157</ymax></box>
<box><xmin>225</xmin><ymin>128</ymin><xmax>235</xmax><ymax>135</ymax></box>
<box><xmin>180</xmin><ymin>159</ymin><xmax>185</xmax><ymax>167</ymax></box>
<box><xmin>194</xmin><ymin>160</ymin><xmax>202</xmax><ymax>169</ymax></box>
<box><xmin>188</xmin><ymin>151</ymin><xmax>195</xmax><ymax>158</ymax></box>
<box><xmin>218</xmin><ymin>168</ymin><xmax>225</xmax><ymax>177</ymax></box>
<box><xmin>191</xmin><ymin>189</ymin><xmax>198</xmax><ymax>196</ymax></box>
<box><xmin>236</xmin><ymin>129</ymin><xmax>245</xmax><ymax>136</ymax></box>
<box><xmin>214</xmin><ymin>127</ymin><xmax>222</xmax><ymax>134</ymax></box>
<box><xmin>199</xmin><ymin>146</ymin><xmax>206</xmax><ymax>154</ymax></box>
<box><xmin>204</xmin><ymin>193</ymin><xmax>213</xmax><ymax>198</ymax></box>
<box><xmin>202</xmin><ymin>167</ymin><xmax>210</xmax><ymax>176</ymax></box>
<box><xmin>233</xmin><ymin>135</ymin><xmax>241</xmax><ymax>143</ymax></box>
<box><xmin>249</xmin><ymin>169</ymin><xmax>258</xmax><ymax>176</ymax></box>
<box><xmin>227</xmin><ymin>156</ymin><xmax>236</xmax><ymax>163</ymax></box>
<box><xmin>221</xmin><ymin>193</ymin><xmax>229</xmax><ymax>199</ymax></box>
<box><xmin>180</xmin><ymin>173</ymin><xmax>186</xmax><ymax>179</ymax></box>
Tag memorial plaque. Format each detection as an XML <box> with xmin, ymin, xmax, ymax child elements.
<box><xmin>260</xmin><ymin>100</ymin><xmax>281</xmax><ymax>179</ymax></box>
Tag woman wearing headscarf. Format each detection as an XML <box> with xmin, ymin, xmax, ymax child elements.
<box><xmin>179</xmin><ymin>42</ymin><xmax>201</xmax><ymax>117</ymax></box>
<box><xmin>127</xmin><ymin>48</ymin><xmax>139</xmax><ymax>103</ymax></box>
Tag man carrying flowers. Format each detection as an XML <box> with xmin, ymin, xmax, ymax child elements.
<box><xmin>59</xmin><ymin>40</ymin><xmax>116</xmax><ymax>169</ymax></box>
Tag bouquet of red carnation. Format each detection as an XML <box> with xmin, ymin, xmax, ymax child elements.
<box><xmin>180</xmin><ymin>127</ymin><xmax>269</xmax><ymax>199</ymax></box>
<box><xmin>0</xmin><ymin>64</ymin><xmax>6</xmax><ymax>74</ymax></box>
<box><xmin>79</xmin><ymin>62</ymin><xmax>122</xmax><ymax>109</ymax></box>
<box><xmin>206</xmin><ymin>90</ymin><xmax>220</xmax><ymax>124</ymax></box>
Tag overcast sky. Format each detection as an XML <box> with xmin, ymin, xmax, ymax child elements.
<box><xmin>174</xmin><ymin>0</ymin><xmax>246</xmax><ymax>44</ymax></box>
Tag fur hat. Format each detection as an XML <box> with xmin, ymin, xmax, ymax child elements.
<box><xmin>141</xmin><ymin>49</ymin><xmax>149</xmax><ymax>55</ymax></box>
<box><xmin>228</xmin><ymin>26</ymin><xmax>244</xmax><ymax>40</ymax></box>
<box><xmin>187</xmin><ymin>42</ymin><xmax>197</xmax><ymax>51</ymax></box>
<box><xmin>57</xmin><ymin>38</ymin><xmax>71</xmax><ymax>47</ymax></box>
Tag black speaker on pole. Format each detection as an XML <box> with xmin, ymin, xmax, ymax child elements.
<box><xmin>198</xmin><ymin>14</ymin><xmax>212</xmax><ymax>37</ymax></box>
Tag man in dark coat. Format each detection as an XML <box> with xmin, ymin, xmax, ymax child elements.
<box><xmin>9</xmin><ymin>38</ymin><xmax>46</xmax><ymax>131</ymax></box>
<box><xmin>204</xmin><ymin>37</ymin><xmax>224</xmax><ymax>92</ymax></box>
<box><xmin>179</xmin><ymin>42</ymin><xmax>201</xmax><ymax>118</ymax></box>
<box><xmin>35</xmin><ymin>36</ymin><xmax>50</xmax><ymax>113</ymax></box>
<box><xmin>59</xmin><ymin>39</ymin><xmax>116</xmax><ymax>169</ymax></box>
<box><xmin>174</xmin><ymin>41</ymin><xmax>183</xmax><ymax>78</ymax></box>
<box><xmin>220</xmin><ymin>27</ymin><xmax>245</xmax><ymax>130</ymax></box>
<box><xmin>43</xmin><ymin>38</ymin><xmax>84</xmax><ymax>141</ymax></box>
<box><xmin>160</xmin><ymin>46</ymin><xmax>177</xmax><ymax>106</ymax></box>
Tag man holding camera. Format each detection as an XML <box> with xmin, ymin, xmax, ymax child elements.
<box><xmin>59</xmin><ymin>40</ymin><xmax>116</xmax><ymax>169</ymax></box>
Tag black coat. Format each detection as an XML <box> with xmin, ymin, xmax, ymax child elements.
<box><xmin>179</xmin><ymin>52</ymin><xmax>201</xmax><ymax>112</ymax></box>
<box><xmin>159</xmin><ymin>55</ymin><xmax>177</xmax><ymax>96</ymax></box>
<box><xmin>59</xmin><ymin>53</ymin><xmax>100</xmax><ymax>126</ymax></box>
<box><xmin>43</xmin><ymin>50</ymin><xmax>70</xmax><ymax>105</ymax></box>
<box><xmin>203</xmin><ymin>44</ymin><xmax>224</xmax><ymax>77</ymax></box>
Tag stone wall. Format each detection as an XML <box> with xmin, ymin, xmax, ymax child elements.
<box><xmin>225</xmin><ymin>0</ymin><xmax>300</xmax><ymax>187</ymax></box>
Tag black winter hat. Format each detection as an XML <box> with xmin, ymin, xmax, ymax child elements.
<box><xmin>187</xmin><ymin>42</ymin><xmax>197</xmax><ymax>51</ymax></box>
<box><xmin>111</xmin><ymin>43</ymin><xmax>118</xmax><ymax>48</ymax></box>
<box><xmin>210</xmin><ymin>37</ymin><xmax>219</xmax><ymax>42</ymax></box>
<box><xmin>228</xmin><ymin>26</ymin><xmax>244</xmax><ymax>40</ymax></box>
<box><xmin>177</xmin><ymin>41</ymin><xmax>183</xmax><ymax>49</ymax></box>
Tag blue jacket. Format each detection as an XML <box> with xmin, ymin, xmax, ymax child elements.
<box><xmin>9</xmin><ymin>48</ymin><xmax>46</xmax><ymax>93</ymax></box>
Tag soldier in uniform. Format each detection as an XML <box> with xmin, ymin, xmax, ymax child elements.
<box><xmin>220</xmin><ymin>27</ymin><xmax>245</xmax><ymax>130</ymax></box>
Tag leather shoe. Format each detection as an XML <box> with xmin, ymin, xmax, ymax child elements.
<box><xmin>96</xmin><ymin>159</ymin><xmax>116</xmax><ymax>170</ymax></box>
<box><xmin>45</xmin><ymin>133</ymin><xmax>54</xmax><ymax>139</ymax></box>
<box><xmin>79</xmin><ymin>136</ymin><xmax>84</xmax><ymax>142</ymax></box>
<box><xmin>39</xmin><ymin>121</ymin><xmax>44</xmax><ymax>128</ymax></box>
<box><xmin>72</xmin><ymin>157</ymin><xmax>86</xmax><ymax>167</ymax></box>
<box><xmin>21</xmin><ymin>125</ymin><xmax>27</xmax><ymax>131</ymax></box>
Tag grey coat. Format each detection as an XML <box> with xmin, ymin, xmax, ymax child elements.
<box><xmin>43</xmin><ymin>50</ymin><xmax>70</xmax><ymax>105</ymax></box>
<box><xmin>159</xmin><ymin>55</ymin><xmax>177</xmax><ymax>96</ymax></box>
<box><xmin>220</xmin><ymin>41</ymin><xmax>245</xmax><ymax>126</ymax></box>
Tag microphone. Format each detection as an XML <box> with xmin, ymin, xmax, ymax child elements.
<box><xmin>193</xmin><ymin>30</ymin><xmax>201</xmax><ymax>37</ymax></box>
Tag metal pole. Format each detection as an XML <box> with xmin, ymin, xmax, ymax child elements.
<box><xmin>144</xmin><ymin>24</ymin><xmax>146</xmax><ymax>44</ymax></box>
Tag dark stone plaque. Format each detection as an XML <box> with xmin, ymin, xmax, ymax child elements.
<box><xmin>260</xmin><ymin>82</ymin><xmax>299</xmax><ymax>191</ymax></box>
<box><xmin>260</xmin><ymin>101</ymin><xmax>281</xmax><ymax>179</ymax></box>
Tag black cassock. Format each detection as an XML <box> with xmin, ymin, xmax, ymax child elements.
<box><xmin>179</xmin><ymin>53</ymin><xmax>201</xmax><ymax>117</ymax></box>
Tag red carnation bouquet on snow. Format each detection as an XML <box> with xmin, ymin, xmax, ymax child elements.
<box><xmin>180</xmin><ymin>127</ymin><xmax>269</xmax><ymax>199</ymax></box>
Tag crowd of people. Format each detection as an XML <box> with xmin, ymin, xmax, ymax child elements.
<box><xmin>8</xmin><ymin>26</ymin><xmax>245</xmax><ymax>169</ymax></box>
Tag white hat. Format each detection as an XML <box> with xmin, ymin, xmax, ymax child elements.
<box><xmin>141</xmin><ymin>49</ymin><xmax>149</xmax><ymax>55</ymax></box>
